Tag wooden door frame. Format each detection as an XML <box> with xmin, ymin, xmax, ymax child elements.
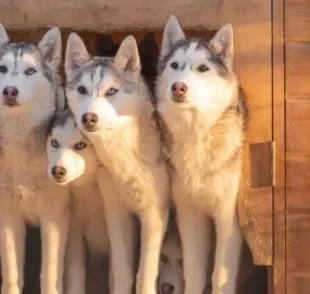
<box><xmin>270</xmin><ymin>0</ymin><xmax>286</xmax><ymax>293</ymax></box>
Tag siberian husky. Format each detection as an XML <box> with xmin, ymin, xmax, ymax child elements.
<box><xmin>0</xmin><ymin>24</ymin><xmax>70</xmax><ymax>294</ymax></box>
<box><xmin>64</xmin><ymin>34</ymin><xmax>170</xmax><ymax>294</ymax></box>
<box><xmin>46</xmin><ymin>109</ymin><xmax>109</xmax><ymax>294</ymax></box>
<box><xmin>156</xmin><ymin>16</ymin><xmax>248</xmax><ymax>294</ymax></box>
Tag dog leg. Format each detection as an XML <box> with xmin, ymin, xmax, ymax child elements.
<box><xmin>40</xmin><ymin>212</ymin><xmax>69</xmax><ymax>294</ymax></box>
<box><xmin>97</xmin><ymin>167</ymin><xmax>135</xmax><ymax>294</ymax></box>
<box><xmin>65</xmin><ymin>223</ymin><xmax>85</xmax><ymax>294</ymax></box>
<box><xmin>136</xmin><ymin>208</ymin><xmax>168</xmax><ymax>294</ymax></box>
<box><xmin>0</xmin><ymin>213</ymin><xmax>25</xmax><ymax>294</ymax></box>
<box><xmin>176</xmin><ymin>205</ymin><xmax>211</xmax><ymax>294</ymax></box>
<box><xmin>212</xmin><ymin>209</ymin><xmax>242</xmax><ymax>294</ymax></box>
<box><xmin>104</xmin><ymin>199</ymin><xmax>135</xmax><ymax>294</ymax></box>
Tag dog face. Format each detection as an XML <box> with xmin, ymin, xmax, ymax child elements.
<box><xmin>156</xmin><ymin>16</ymin><xmax>237</xmax><ymax>124</ymax></box>
<box><xmin>0</xmin><ymin>24</ymin><xmax>61</xmax><ymax>115</ymax></box>
<box><xmin>65</xmin><ymin>33</ymin><xmax>144</xmax><ymax>133</ymax></box>
<box><xmin>158</xmin><ymin>223</ymin><xmax>184</xmax><ymax>294</ymax></box>
<box><xmin>47</xmin><ymin>110</ymin><xmax>98</xmax><ymax>185</ymax></box>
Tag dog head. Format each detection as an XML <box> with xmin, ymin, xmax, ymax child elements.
<box><xmin>158</xmin><ymin>219</ymin><xmax>184</xmax><ymax>294</ymax></box>
<box><xmin>65</xmin><ymin>33</ymin><xmax>148</xmax><ymax>133</ymax></box>
<box><xmin>156</xmin><ymin>16</ymin><xmax>238</xmax><ymax>124</ymax></box>
<box><xmin>47</xmin><ymin>109</ymin><xmax>98</xmax><ymax>186</ymax></box>
<box><xmin>0</xmin><ymin>24</ymin><xmax>61</xmax><ymax>116</ymax></box>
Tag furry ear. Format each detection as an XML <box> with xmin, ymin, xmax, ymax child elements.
<box><xmin>161</xmin><ymin>15</ymin><xmax>185</xmax><ymax>57</ymax></box>
<box><xmin>0</xmin><ymin>23</ymin><xmax>9</xmax><ymax>47</ymax></box>
<box><xmin>37</xmin><ymin>27</ymin><xmax>62</xmax><ymax>71</ymax></box>
<box><xmin>65</xmin><ymin>32</ymin><xmax>91</xmax><ymax>79</ymax></box>
<box><xmin>209</xmin><ymin>23</ymin><xmax>234</xmax><ymax>70</ymax></box>
<box><xmin>113</xmin><ymin>36</ymin><xmax>141</xmax><ymax>74</ymax></box>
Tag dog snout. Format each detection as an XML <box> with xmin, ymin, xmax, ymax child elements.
<box><xmin>171</xmin><ymin>82</ymin><xmax>188</xmax><ymax>103</ymax></box>
<box><xmin>3</xmin><ymin>86</ymin><xmax>19</xmax><ymax>106</ymax></box>
<box><xmin>51</xmin><ymin>166</ymin><xmax>67</xmax><ymax>182</ymax></box>
<box><xmin>161</xmin><ymin>283</ymin><xmax>175</xmax><ymax>294</ymax></box>
<box><xmin>81</xmin><ymin>112</ymin><xmax>98</xmax><ymax>131</ymax></box>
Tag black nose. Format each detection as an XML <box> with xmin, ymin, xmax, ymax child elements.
<box><xmin>81</xmin><ymin>112</ymin><xmax>98</xmax><ymax>131</ymax></box>
<box><xmin>3</xmin><ymin>86</ymin><xmax>19</xmax><ymax>105</ymax></box>
<box><xmin>171</xmin><ymin>82</ymin><xmax>188</xmax><ymax>103</ymax></box>
<box><xmin>161</xmin><ymin>283</ymin><xmax>174</xmax><ymax>294</ymax></box>
<box><xmin>51</xmin><ymin>166</ymin><xmax>67</xmax><ymax>181</ymax></box>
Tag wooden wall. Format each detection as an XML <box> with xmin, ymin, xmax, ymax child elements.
<box><xmin>285</xmin><ymin>0</ymin><xmax>310</xmax><ymax>293</ymax></box>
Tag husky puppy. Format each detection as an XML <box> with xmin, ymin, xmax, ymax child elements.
<box><xmin>0</xmin><ymin>24</ymin><xmax>70</xmax><ymax>294</ymax></box>
<box><xmin>46</xmin><ymin>110</ymin><xmax>109</xmax><ymax>294</ymax></box>
<box><xmin>156</xmin><ymin>16</ymin><xmax>248</xmax><ymax>294</ymax></box>
<box><xmin>157</xmin><ymin>214</ymin><xmax>184</xmax><ymax>294</ymax></box>
<box><xmin>64</xmin><ymin>34</ymin><xmax>170</xmax><ymax>294</ymax></box>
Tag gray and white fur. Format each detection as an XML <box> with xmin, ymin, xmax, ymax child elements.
<box><xmin>156</xmin><ymin>15</ymin><xmax>248</xmax><ymax>294</ymax></box>
<box><xmin>0</xmin><ymin>24</ymin><xmax>70</xmax><ymax>294</ymax></box>
<box><xmin>46</xmin><ymin>109</ymin><xmax>109</xmax><ymax>294</ymax></box>
<box><xmin>65</xmin><ymin>34</ymin><xmax>170</xmax><ymax>294</ymax></box>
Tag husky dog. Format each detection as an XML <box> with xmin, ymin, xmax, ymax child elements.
<box><xmin>157</xmin><ymin>214</ymin><xmax>184</xmax><ymax>294</ymax></box>
<box><xmin>0</xmin><ymin>24</ymin><xmax>70</xmax><ymax>294</ymax></box>
<box><xmin>46</xmin><ymin>110</ymin><xmax>109</xmax><ymax>294</ymax></box>
<box><xmin>156</xmin><ymin>16</ymin><xmax>248</xmax><ymax>294</ymax></box>
<box><xmin>65</xmin><ymin>34</ymin><xmax>170</xmax><ymax>294</ymax></box>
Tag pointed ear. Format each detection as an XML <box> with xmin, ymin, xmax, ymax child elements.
<box><xmin>0</xmin><ymin>23</ymin><xmax>9</xmax><ymax>47</ymax></box>
<box><xmin>113</xmin><ymin>35</ymin><xmax>141</xmax><ymax>74</ymax></box>
<box><xmin>161</xmin><ymin>15</ymin><xmax>185</xmax><ymax>57</ymax></box>
<box><xmin>209</xmin><ymin>23</ymin><xmax>234</xmax><ymax>70</ymax></box>
<box><xmin>65</xmin><ymin>32</ymin><xmax>91</xmax><ymax>79</ymax></box>
<box><xmin>37</xmin><ymin>27</ymin><xmax>62</xmax><ymax>71</ymax></box>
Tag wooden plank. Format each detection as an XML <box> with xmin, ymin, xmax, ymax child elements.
<box><xmin>286</xmin><ymin>99</ymin><xmax>310</xmax><ymax>156</ymax></box>
<box><xmin>250</xmin><ymin>142</ymin><xmax>273</xmax><ymax>188</ymax></box>
<box><xmin>286</xmin><ymin>156</ymin><xmax>310</xmax><ymax>215</ymax></box>
<box><xmin>287</xmin><ymin>273</ymin><xmax>310</xmax><ymax>294</ymax></box>
<box><xmin>286</xmin><ymin>0</ymin><xmax>310</xmax><ymax>42</ymax></box>
<box><xmin>0</xmin><ymin>0</ymin><xmax>272</xmax><ymax>32</ymax></box>
<box><xmin>287</xmin><ymin>215</ymin><xmax>310</xmax><ymax>273</ymax></box>
<box><xmin>238</xmin><ymin>141</ymin><xmax>273</xmax><ymax>266</ymax></box>
<box><xmin>286</xmin><ymin>42</ymin><xmax>310</xmax><ymax>99</ymax></box>
<box><xmin>272</xmin><ymin>0</ymin><xmax>286</xmax><ymax>292</ymax></box>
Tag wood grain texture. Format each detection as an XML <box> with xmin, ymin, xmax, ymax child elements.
<box><xmin>287</xmin><ymin>273</ymin><xmax>310</xmax><ymax>294</ymax></box>
<box><xmin>286</xmin><ymin>156</ymin><xmax>310</xmax><ymax>215</ymax></box>
<box><xmin>272</xmin><ymin>0</ymin><xmax>286</xmax><ymax>292</ymax></box>
<box><xmin>0</xmin><ymin>0</ymin><xmax>271</xmax><ymax>32</ymax></box>
<box><xmin>238</xmin><ymin>142</ymin><xmax>273</xmax><ymax>266</ymax></box>
<box><xmin>286</xmin><ymin>0</ymin><xmax>310</xmax><ymax>42</ymax></box>
<box><xmin>286</xmin><ymin>42</ymin><xmax>310</xmax><ymax>99</ymax></box>
<box><xmin>286</xmin><ymin>99</ymin><xmax>310</xmax><ymax>156</ymax></box>
<box><xmin>287</xmin><ymin>215</ymin><xmax>310</xmax><ymax>273</ymax></box>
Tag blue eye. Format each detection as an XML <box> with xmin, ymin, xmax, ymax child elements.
<box><xmin>74</xmin><ymin>141</ymin><xmax>87</xmax><ymax>150</ymax></box>
<box><xmin>51</xmin><ymin>139</ymin><xmax>59</xmax><ymax>148</ymax></box>
<box><xmin>106</xmin><ymin>87</ymin><xmax>118</xmax><ymax>96</ymax></box>
<box><xmin>25</xmin><ymin>68</ymin><xmax>37</xmax><ymax>75</ymax></box>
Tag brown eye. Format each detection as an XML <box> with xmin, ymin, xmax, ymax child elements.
<box><xmin>197</xmin><ymin>64</ymin><xmax>209</xmax><ymax>72</ymax></box>
<box><xmin>74</xmin><ymin>141</ymin><xmax>87</xmax><ymax>150</ymax></box>
<box><xmin>160</xmin><ymin>254</ymin><xmax>168</xmax><ymax>263</ymax></box>
<box><xmin>77</xmin><ymin>86</ymin><xmax>87</xmax><ymax>95</ymax></box>
<box><xmin>171</xmin><ymin>62</ymin><xmax>179</xmax><ymax>70</ymax></box>
<box><xmin>0</xmin><ymin>65</ymin><xmax>8</xmax><ymax>74</ymax></box>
